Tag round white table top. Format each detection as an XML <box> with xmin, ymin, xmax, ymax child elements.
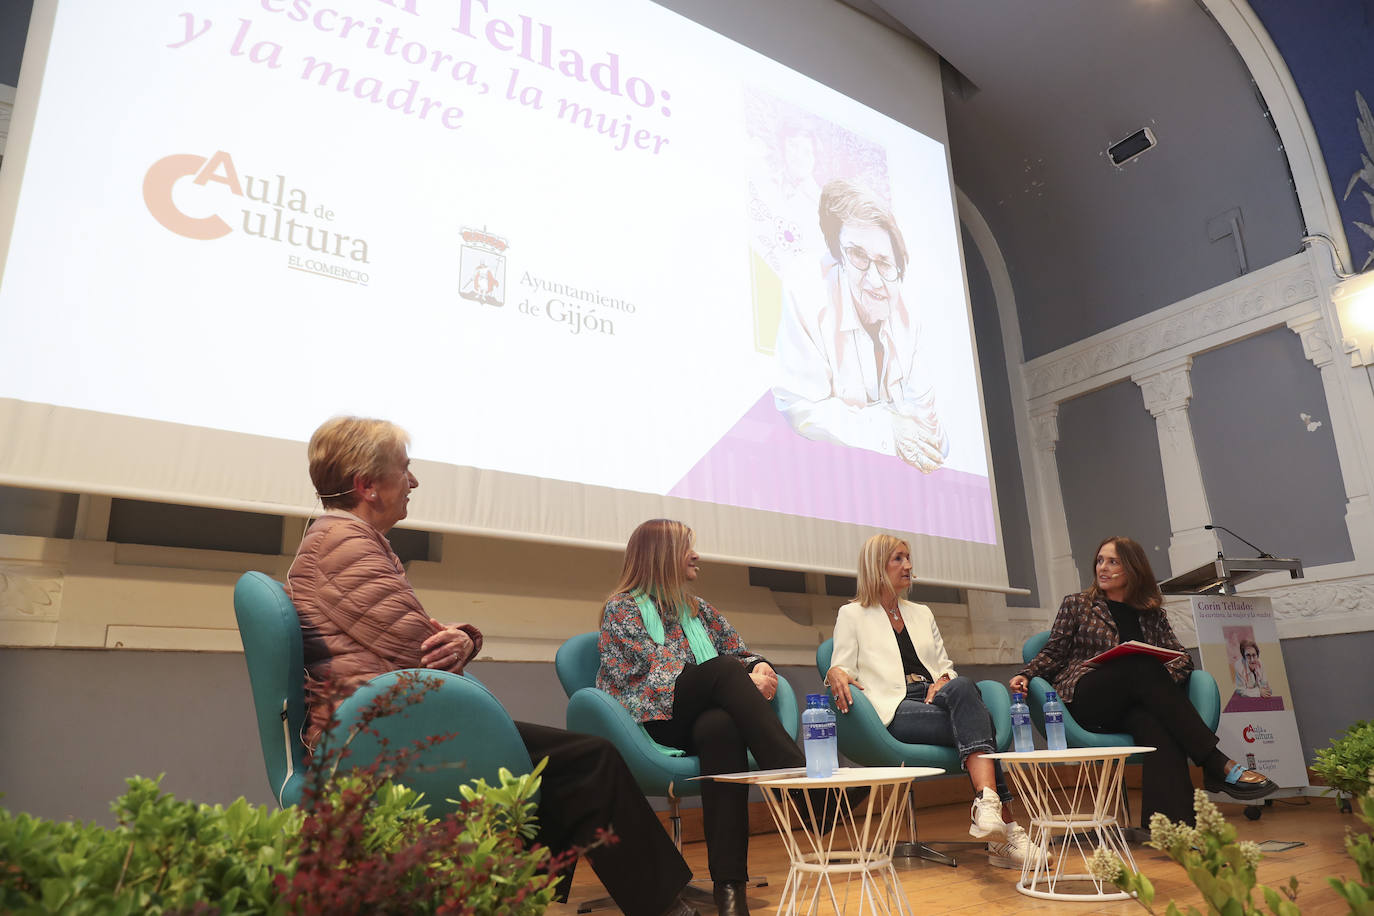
<box><xmin>985</xmin><ymin>746</ymin><xmax>1155</xmax><ymax>762</ymax></box>
<box><xmin>705</xmin><ymin>765</ymin><xmax>943</xmax><ymax>787</ymax></box>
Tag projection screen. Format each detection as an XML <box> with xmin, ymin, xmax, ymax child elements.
<box><xmin>0</xmin><ymin>0</ymin><xmax>1013</xmax><ymax>589</ymax></box>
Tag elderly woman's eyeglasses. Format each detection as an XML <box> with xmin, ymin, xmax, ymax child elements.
<box><xmin>842</xmin><ymin>245</ymin><xmax>902</xmax><ymax>282</ymax></box>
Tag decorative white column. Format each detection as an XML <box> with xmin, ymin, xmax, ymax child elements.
<box><xmin>1133</xmin><ymin>360</ymin><xmax>1216</xmax><ymax>575</ymax></box>
<box><xmin>1028</xmin><ymin>406</ymin><xmax>1082</xmax><ymax>601</ymax></box>
<box><xmin>1288</xmin><ymin>315</ymin><xmax>1374</xmax><ymax>560</ymax></box>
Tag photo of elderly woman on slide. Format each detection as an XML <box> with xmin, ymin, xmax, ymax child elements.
<box><xmin>1233</xmin><ymin>637</ymin><xmax>1272</xmax><ymax>698</ymax></box>
<box><xmin>772</xmin><ymin>178</ymin><xmax>947</xmax><ymax>473</ymax></box>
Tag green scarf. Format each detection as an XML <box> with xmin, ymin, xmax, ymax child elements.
<box><xmin>632</xmin><ymin>591</ymin><xmax>718</xmax><ymax>664</ymax></box>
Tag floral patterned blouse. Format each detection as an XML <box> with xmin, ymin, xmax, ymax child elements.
<box><xmin>596</xmin><ymin>591</ymin><xmax>765</xmax><ymax>723</ymax></box>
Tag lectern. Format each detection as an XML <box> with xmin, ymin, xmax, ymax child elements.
<box><xmin>1160</xmin><ymin>555</ymin><xmax>1303</xmax><ymax>596</ymax></box>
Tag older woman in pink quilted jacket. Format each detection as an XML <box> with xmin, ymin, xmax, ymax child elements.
<box><xmin>288</xmin><ymin>418</ymin><xmax>698</xmax><ymax>916</ymax></box>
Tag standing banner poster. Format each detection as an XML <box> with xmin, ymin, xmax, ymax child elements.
<box><xmin>1192</xmin><ymin>596</ymin><xmax>1309</xmax><ymax>790</ymax></box>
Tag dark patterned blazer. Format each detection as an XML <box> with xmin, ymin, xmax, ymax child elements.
<box><xmin>1018</xmin><ymin>591</ymin><xmax>1192</xmax><ymax>702</ymax></box>
<box><xmin>596</xmin><ymin>592</ymin><xmax>766</xmax><ymax>723</ymax></box>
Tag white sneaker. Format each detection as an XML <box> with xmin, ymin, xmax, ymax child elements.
<box><xmin>986</xmin><ymin>823</ymin><xmax>1047</xmax><ymax>871</ymax></box>
<box><xmin>969</xmin><ymin>786</ymin><xmax>1004</xmax><ymax>838</ymax></box>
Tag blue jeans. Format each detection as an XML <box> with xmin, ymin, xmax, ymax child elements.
<box><xmin>886</xmin><ymin>676</ymin><xmax>1011</xmax><ymax>801</ymax></box>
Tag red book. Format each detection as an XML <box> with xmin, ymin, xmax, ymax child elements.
<box><xmin>1084</xmin><ymin>640</ymin><xmax>1186</xmax><ymax>667</ymax></box>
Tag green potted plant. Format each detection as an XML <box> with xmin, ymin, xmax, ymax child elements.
<box><xmin>1313</xmin><ymin>720</ymin><xmax>1374</xmax><ymax>799</ymax></box>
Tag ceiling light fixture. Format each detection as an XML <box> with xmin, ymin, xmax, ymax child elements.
<box><xmin>1106</xmin><ymin>127</ymin><xmax>1157</xmax><ymax>166</ymax></box>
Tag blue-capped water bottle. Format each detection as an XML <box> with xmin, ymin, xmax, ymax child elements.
<box><xmin>1010</xmin><ymin>691</ymin><xmax>1035</xmax><ymax>752</ymax></box>
<box><xmin>1043</xmin><ymin>689</ymin><xmax>1067</xmax><ymax>751</ymax></box>
<box><xmin>803</xmin><ymin>693</ymin><xmax>838</xmax><ymax>778</ymax></box>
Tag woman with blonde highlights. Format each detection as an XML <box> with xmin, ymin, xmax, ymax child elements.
<box><xmin>598</xmin><ymin>520</ymin><xmax>806</xmax><ymax>916</ymax></box>
<box><xmin>827</xmin><ymin>534</ymin><xmax>1038</xmax><ymax>869</ymax></box>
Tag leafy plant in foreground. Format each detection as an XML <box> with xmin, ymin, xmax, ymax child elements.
<box><xmin>0</xmin><ymin>776</ymin><xmax>298</xmax><ymax>916</ymax></box>
<box><xmin>1090</xmin><ymin>782</ymin><xmax>1374</xmax><ymax>915</ymax></box>
<box><xmin>2</xmin><ymin>671</ymin><xmax>600</xmax><ymax>915</ymax></box>
<box><xmin>1313</xmin><ymin>720</ymin><xmax>1374</xmax><ymax>799</ymax></box>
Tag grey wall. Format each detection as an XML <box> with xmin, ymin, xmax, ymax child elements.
<box><xmin>1281</xmin><ymin>634</ymin><xmax>1373</xmax><ymax>765</ymax></box>
<box><xmin>1055</xmin><ymin>380</ymin><xmax>1175</xmax><ymax>587</ymax></box>
<box><xmin>0</xmin><ymin>651</ymin><xmax>613</xmax><ymax>827</ymax></box>
<box><xmin>1190</xmin><ymin>328</ymin><xmax>1354</xmax><ymax>566</ymax></box>
<box><xmin>936</xmin><ymin>0</ymin><xmax>1306</xmax><ymax>361</ymax></box>
<box><xmin>0</xmin><ymin>484</ymin><xmax>78</xmax><ymax>538</ymax></box>
<box><xmin>962</xmin><ymin>227</ymin><xmax>1039</xmax><ymax>605</ymax></box>
<box><xmin>6</xmin><ymin>642</ymin><xmax>1359</xmax><ymax>826</ymax></box>
<box><xmin>0</xmin><ymin>0</ymin><xmax>32</xmax><ymax>87</ymax></box>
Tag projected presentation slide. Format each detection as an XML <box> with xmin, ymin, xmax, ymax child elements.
<box><xmin>0</xmin><ymin>0</ymin><xmax>993</xmax><ymax>546</ymax></box>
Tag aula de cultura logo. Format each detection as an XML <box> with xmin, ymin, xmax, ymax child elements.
<box><xmin>142</xmin><ymin>150</ymin><xmax>370</xmax><ymax>262</ymax></box>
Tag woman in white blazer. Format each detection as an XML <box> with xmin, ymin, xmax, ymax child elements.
<box><xmin>826</xmin><ymin>534</ymin><xmax>1036</xmax><ymax>869</ymax></box>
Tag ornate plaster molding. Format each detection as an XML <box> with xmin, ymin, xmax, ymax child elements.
<box><xmin>1024</xmin><ymin>258</ymin><xmax>1319</xmax><ymax>402</ymax></box>
<box><xmin>1250</xmin><ymin>573</ymin><xmax>1374</xmax><ymax>624</ymax></box>
<box><xmin>1287</xmin><ymin>314</ymin><xmax>1336</xmax><ymax>368</ymax></box>
<box><xmin>0</xmin><ymin>564</ymin><xmax>63</xmax><ymax>621</ymax></box>
<box><xmin>1135</xmin><ymin>360</ymin><xmax>1194</xmax><ymax>416</ymax></box>
<box><xmin>1166</xmin><ymin>573</ymin><xmax>1374</xmax><ymax>643</ymax></box>
<box><xmin>1029</xmin><ymin>407</ymin><xmax>1060</xmax><ymax>451</ymax></box>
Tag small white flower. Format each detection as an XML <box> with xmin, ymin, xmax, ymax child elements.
<box><xmin>1194</xmin><ymin>790</ymin><xmax>1227</xmax><ymax>833</ymax></box>
<box><xmin>1088</xmin><ymin>845</ymin><xmax>1123</xmax><ymax>881</ymax></box>
<box><xmin>1148</xmin><ymin>810</ymin><xmax>1200</xmax><ymax>851</ymax></box>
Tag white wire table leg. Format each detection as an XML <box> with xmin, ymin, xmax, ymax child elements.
<box><xmin>997</xmin><ymin>751</ymin><xmax>1140</xmax><ymax>902</ymax></box>
<box><xmin>755</xmin><ymin>774</ymin><xmax>919</xmax><ymax>916</ymax></box>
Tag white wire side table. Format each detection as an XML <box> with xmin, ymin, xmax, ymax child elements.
<box><xmin>987</xmin><ymin>747</ymin><xmax>1154</xmax><ymax>902</ymax></box>
<box><xmin>708</xmin><ymin>766</ymin><xmax>942</xmax><ymax>916</ymax></box>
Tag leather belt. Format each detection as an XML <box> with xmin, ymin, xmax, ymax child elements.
<box><xmin>905</xmin><ymin>673</ymin><xmax>929</xmax><ymax>685</ymax></box>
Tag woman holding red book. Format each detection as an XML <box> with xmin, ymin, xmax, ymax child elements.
<box><xmin>1011</xmin><ymin>535</ymin><xmax>1275</xmax><ymax>825</ymax></box>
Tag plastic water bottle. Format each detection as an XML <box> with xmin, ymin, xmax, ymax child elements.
<box><xmin>1010</xmin><ymin>691</ymin><xmax>1035</xmax><ymax>752</ymax></box>
<box><xmin>802</xmin><ymin>693</ymin><xmax>838</xmax><ymax>778</ymax></box>
<box><xmin>1043</xmin><ymin>689</ymin><xmax>1067</xmax><ymax>751</ymax></box>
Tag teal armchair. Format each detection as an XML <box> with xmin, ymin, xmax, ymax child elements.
<box><xmin>554</xmin><ymin>631</ymin><xmax>798</xmax><ymax>845</ymax></box>
<box><xmin>233</xmin><ymin>571</ymin><xmax>534</xmax><ymax>816</ymax></box>
<box><xmin>1019</xmin><ymin>630</ymin><xmax>1222</xmax><ymax>826</ymax></box>
<box><xmin>1020</xmin><ymin>630</ymin><xmax>1221</xmax><ymax>749</ymax></box>
<box><xmin>816</xmin><ymin>637</ymin><xmax>1011</xmax><ymax>865</ymax></box>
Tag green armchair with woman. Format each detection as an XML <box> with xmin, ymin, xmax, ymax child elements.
<box><xmin>824</xmin><ymin>534</ymin><xmax>1041</xmax><ymax>869</ymax></box>
<box><xmin>1011</xmin><ymin>535</ymin><xmax>1277</xmax><ymax>826</ymax></box>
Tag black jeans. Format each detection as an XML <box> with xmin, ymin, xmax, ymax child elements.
<box><xmin>643</xmin><ymin>656</ymin><xmax>805</xmax><ymax>882</ymax></box>
<box><xmin>516</xmin><ymin>721</ymin><xmax>692</xmax><ymax>916</ymax></box>
<box><xmin>1068</xmin><ymin>654</ymin><xmax>1219</xmax><ymax>825</ymax></box>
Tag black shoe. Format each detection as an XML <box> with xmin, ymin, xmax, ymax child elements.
<box><xmin>1203</xmin><ymin>766</ymin><xmax>1278</xmax><ymax>801</ymax></box>
<box><xmin>1121</xmin><ymin>826</ymin><xmax>1152</xmax><ymax>846</ymax></box>
<box><xmin>660</xmin><ymin>892</ymin><xmax>702</xmax><ymax>916</ymax></box>
<box><xmin>712</xmin><ymin>881</ymin><xmax>749</xmax><ymax>916</ymax></box>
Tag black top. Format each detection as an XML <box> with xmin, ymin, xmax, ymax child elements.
<box><xmin>893</xmin><ymin>624</ymin><xmax>935</xmax><ymax>682</ymax></box>
<box><xmin>1106</xmin><ymin>599</ymin><xmax>1144</xmax><ymax>644</ymax></box>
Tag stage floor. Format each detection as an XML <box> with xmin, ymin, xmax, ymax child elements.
<box><xmin>558</xmin><ymin>792</ymin><xmax>1358</xmax><ymax>915</ymax></box>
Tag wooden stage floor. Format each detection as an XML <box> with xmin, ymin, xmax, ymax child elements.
<box><xmin>556</xmin><ymin>793</ymin><xmax>1360</xmax><ymax>915</ymax></box>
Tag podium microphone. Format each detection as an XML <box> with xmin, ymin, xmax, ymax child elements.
<box><xmin>1204</xmin><ymin>524</ymin><xmax>1274</xmax><ymax>559</ymax></box>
